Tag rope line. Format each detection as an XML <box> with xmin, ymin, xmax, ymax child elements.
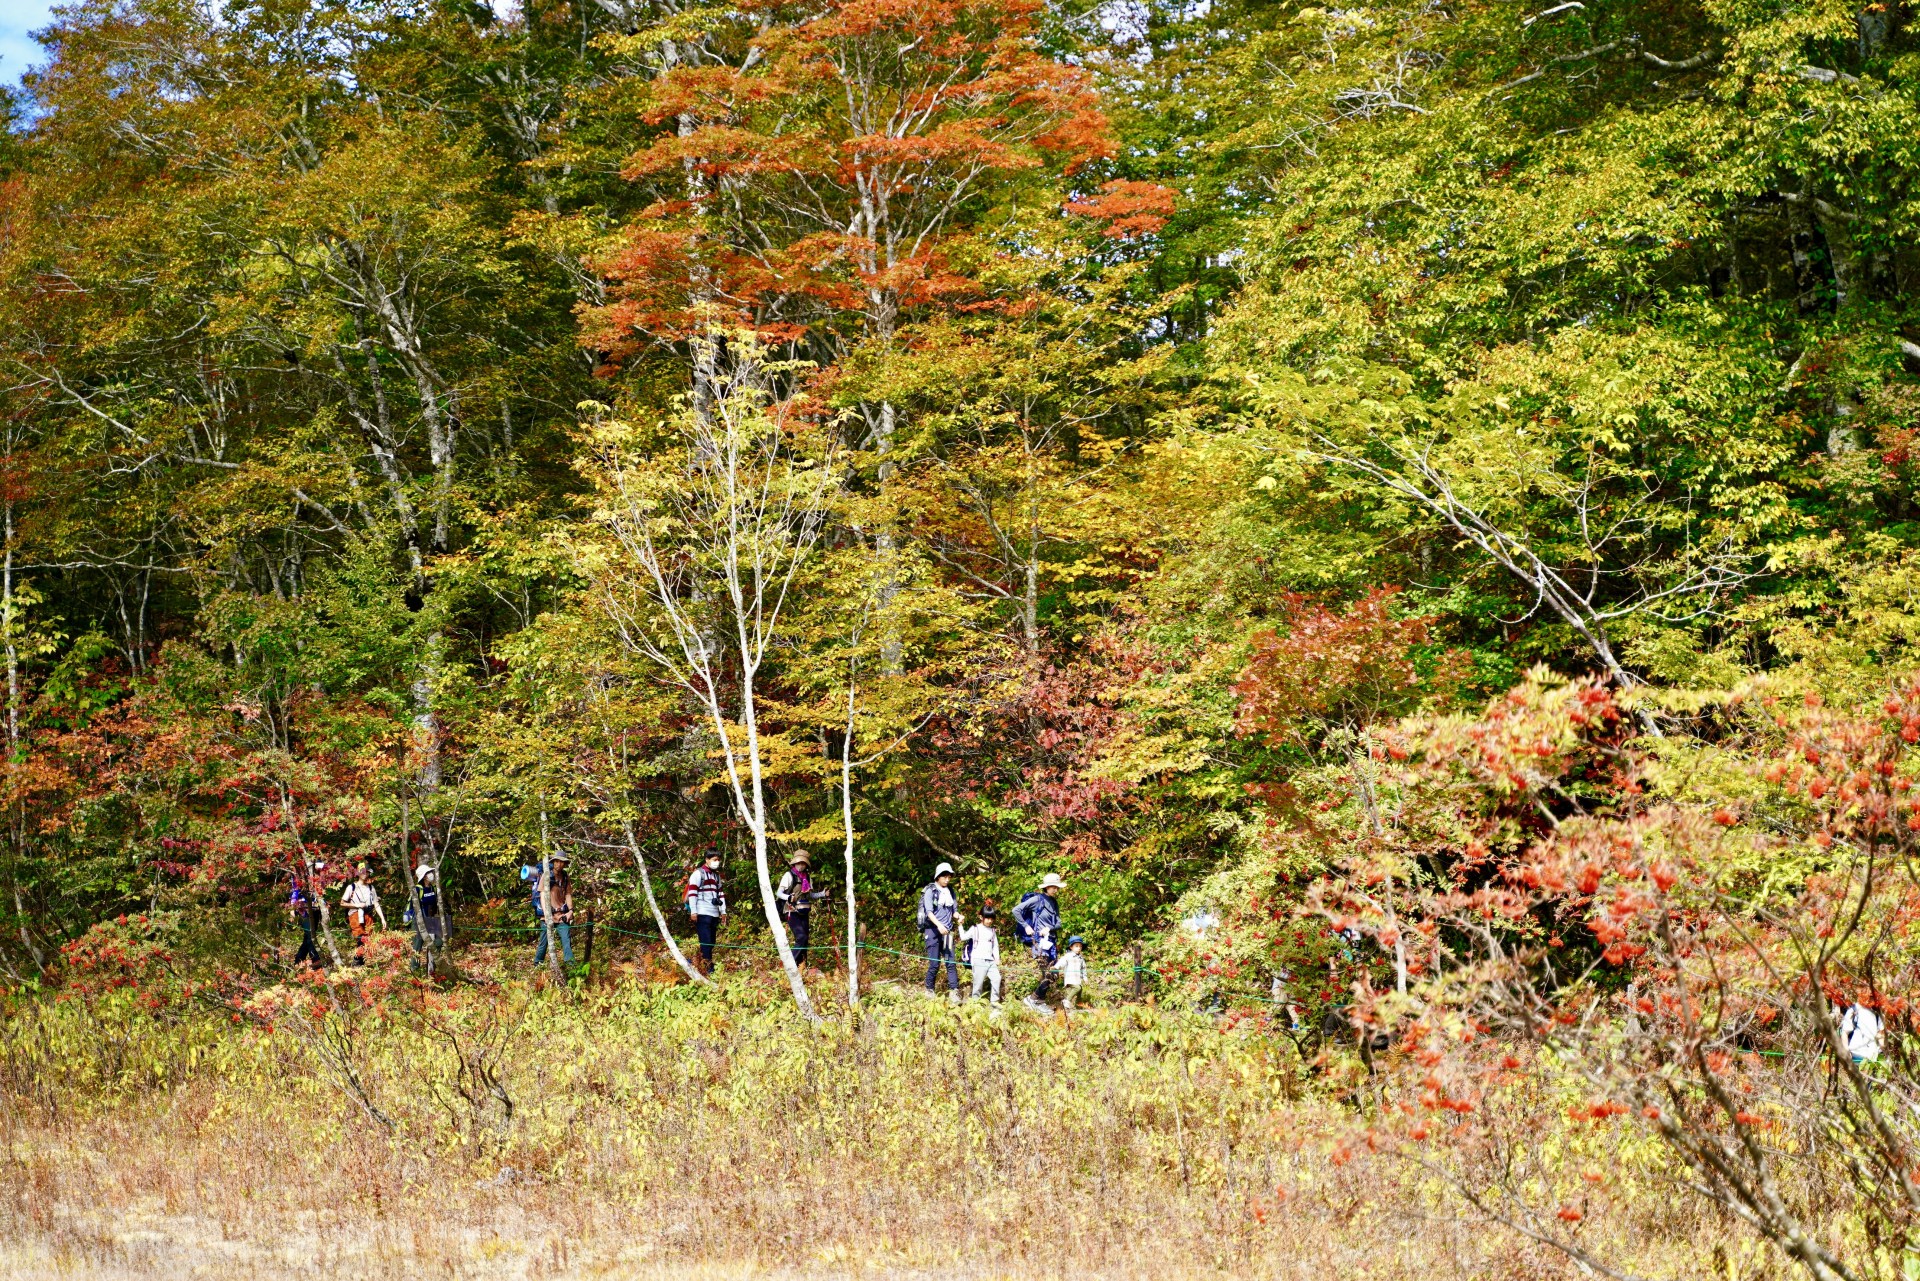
<box><xmin>458</xmin><ymin>921</ymin><xmax>1157</xmax><ymax>974</ymax></box>
<box><xmin>434</xmin><ymin>922</ymin><xmax>1310</xmax><ymax>1007</ymax></box>
<box><xmin>410</xmin><ymin>926</ymin><xmax>1817</xmax><ymax>1040</ymax></box>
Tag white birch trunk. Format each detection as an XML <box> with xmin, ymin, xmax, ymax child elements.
<box><xmin>1</xmin><ymin>503</ymin><xmax>38</xmax><ymax>973</ymax></box>
<box><xmin>841</xmin><ymin>672</ymin><xmax>860</xmax><ymax>1009</ymax></box>
<box><xmin>622</xmin><ymin>821</ymin><xmax>709</xmax><ymax>986</ymax></box>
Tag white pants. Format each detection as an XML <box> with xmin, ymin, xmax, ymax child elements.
<box><xmin>971</xmin><ymin>962</ymin><xmax>1002</xmax><ymax>1003</ymax></box>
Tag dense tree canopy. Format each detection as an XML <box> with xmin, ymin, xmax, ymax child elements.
<box><xmin>0</xmin><ymin>0</ymin><xmax>1916</xmax><ymax>1027</ymax></box>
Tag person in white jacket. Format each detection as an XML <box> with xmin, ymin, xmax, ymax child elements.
<box><xmin>1841</xmin><ymin>1002</ymin><xmax>1884</xmax><ymax>1064</ymax></box>
<box><xmin>1059</xmin><ymin>936</ymin><xmax>1088</xmax><ymax>1010</ymax></box>
<box><xmin>340</xmin><ymin>864</ymin><xmax>386</xmax><ymax>964</ymax></box>
<box><xmin>685</xmin><ymin>849</ymin><xmax>727</xmax><ymax>972</ymax></box>
<box><xmin>964</xmin><ymin>907</ymin><xmax>1003</xmax><ymax>1006</ymax></box>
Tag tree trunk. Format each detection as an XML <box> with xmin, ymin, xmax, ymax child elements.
<box><xmin>2</xmin><ymin>506</ymin><xmax>41</xmax><ymax>974</ymax></box>
<box><xmin>1352</xmin><ymin>750</ymin><xmax>1408</xmax><ymax>996</ymax></box>
<box><xmin>1023</xmin><ymin>471</ymin><xmax>1041</xmax><ymax>649</ymax></box>
<box><xmin>873</xmin><ymin>399</ymin><xmax>904</xmax><ymax>675</ymax></box>
<box><xmin>277</xmin><ymin>787</ymin><xmax>345</xmax><ymax>967</ymax></box>
<box><xmin>538</xmin><ymin>805</ymin><xmax>564</xmax><ymax>986</ymax></box>
<box><xmin>741</xmin><ymin>675</ymin><xmax>818</xmax><ymax>1019</ymax></box>
<box><xmin>841</xmin><ymin>674</ymin><xmax>861</xmax><ymax>1009</ymax></box>
<box><xmin>623</xmin><ymin>820</ymin><xmax>709</xmax><ymax>986</ymax></box>
<box><xmin>400</xmin><ymin>797</ymin><xmax>434</xmax><ymax>974</ymax></box>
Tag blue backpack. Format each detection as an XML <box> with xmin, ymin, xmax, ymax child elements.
<box><xmin>1013</xmin><ymin>891</ymin><xmax>1043</xmax><ymax>946</ymax></box>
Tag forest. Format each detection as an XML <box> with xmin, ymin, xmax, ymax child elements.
<box><xmin>1</xmin><ymin>0</ymin><xmax>1919</xmax><ymax>1275</ymax></box>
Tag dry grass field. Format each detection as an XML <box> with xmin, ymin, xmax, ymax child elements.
<box><xmin>0</xmin><ymin>961</ymin><xmax>1771</xmax><ymax>1280</ymax></box>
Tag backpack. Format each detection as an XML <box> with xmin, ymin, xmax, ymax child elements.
<box><xmin>781</xmin><ymin>869</ymin><xmax>812</xmax><ymax>917</ymax></box>
<box><xmin>288</xmin><ymin>874</ymin><xmax>310</xmax><ymax>917</ymax></box>
<box><xmin>915</xmin><ymin>884</ymin><xmax>933</xmax><ymax>930</ymax></box>
<box><xmin>522</xmin><ymin>863</ymin><xmax>544</xmax><ymax>918</ymax></box>
<box><xmin>1013</xmin><ymin>891</ymin><xmax>1044</xmax><ymax>946</ymax></box>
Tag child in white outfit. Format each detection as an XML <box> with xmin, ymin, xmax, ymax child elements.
<box><xmin>965</xmin><ymin>908</ymin><xmax>1003</xmax><ymax>1005</ymax></box>
<box><xmin>1059</xmin><ymin>936</ymin><xmax>1087</xmax><ymax>1010</ymax></box>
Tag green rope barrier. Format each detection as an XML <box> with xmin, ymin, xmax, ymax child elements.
<box><xmin>433</xmin><ymin>922</ymin><xmax>1331</xmax><ymax>1012</ymax></box>
<box><xmin>442</xmin><ymin>923</ymin><xmax>1325</xmax><ymax>1005</ymax></box>
<box><xmin>423</xmin><ymin>927</ymin><xmax>1835</xmax><ymax>1037</ymax></box>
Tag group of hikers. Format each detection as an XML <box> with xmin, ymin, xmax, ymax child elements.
<box><xmin>289</xmin><ymin>847</ymin><xmax>1091</xmax><ymax>1010</ymax></box>
<box><xmin>913</xmin><ymin>861</ymin><xmax>1088</xmax><ymax>1010</ymax></box>
<box><xmin>683</xmin><ymin>851</ymin><xmax>1090</xmax><ymax>1011</ymax></box>
<box><xmin>288</xmin><ymin>859</ymin><xmax>448</xmax><ymax>965</ymax></box>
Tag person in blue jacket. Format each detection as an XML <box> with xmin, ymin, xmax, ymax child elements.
<box><xmin>1012</xmin><ymin>873</ymin><xmax>1065</xmax><ymax>1010</ymax></box>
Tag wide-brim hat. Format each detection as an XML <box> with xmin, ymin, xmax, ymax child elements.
<box><xmin>934</xmin><ymin>861</ymin><xmax>955</xmax><ymax>879</ymax></box>
<box><xmin>1040</xmin><ymin>873</ymin><xmax>1065</xmax><ymax>891</ymax></box>
<box><xmin>790</xmin><ymin>852</ymin><xmax>811</xmax><ymax>866</ymax></box>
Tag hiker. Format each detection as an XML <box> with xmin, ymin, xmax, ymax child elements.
<box><xmin>535</xmin><ymin>851</ymin><xmax>575</xmax><ymax>968</ymax></box>
<box><xmin>964</xmin><ymin>906</ymin><xmax>1003</xmax><ymax>1006</ymax></box>
<box><xmin>776</xmin><ymin>852</ymin><xmax>822</xmax><ymax>964</ymax></box>
<box><xmin>414</xmin><ymin>862</ymin><xmax>447</xmax><ymax>950</ymax></box>
<box><xmin>1060</xmin><ymin>935</ymin><xmax>1088</xmax><ymax>1011</ymax></box>
<box><xmin>289</xmin><ymin>864</ymin><xmax>323</xmax><ymax>968</ymax></box>
<box><xmin>918</xmin><ymin>861</ymin><xmax>961</xmax><ymax>999</ymax></box>
<box><xmin>340</xmin><ymin>863</ymin><xmax>386</xmax><ymax>963</ymax></box>
<box><xmin>1012</xmin><ymin>873</ymin><xmax>1065</xmax><ymax>1010</ymax></box>
<box><xmin>685</xmin><ymin>848</ymin><xmax>727</xmax><ymax>971</ymax></box>
<box><xmin>1841</xmin><ymin>1001</ymin><xmax>1883</xmax><ymax>1065</ymax></box>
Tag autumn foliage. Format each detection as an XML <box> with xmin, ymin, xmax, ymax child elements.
<box><xmin>584</xmin><ymin>0</ymin><xmax>1118</xmax><ymax>358</ymax></box>
<box><xmin>4</xmin><ymin>0</ymin><xmax>1920</xmax><ymax>1273</ymax></box>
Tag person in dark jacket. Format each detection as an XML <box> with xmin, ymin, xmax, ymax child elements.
<box><xmin>414</xmin><ymin>862</ymin><xmax>447</xmax><ymax>949</ymax></box>
<box><xmin>776</xmin><ymin>852</ymin><xmax>821</xmax><ymax>964</ymax></box>
<box><xmin>1012</xmin><ymin>873</ymin><xmax>1065</xmax><ymax>1010</ymax></box>
<box><xmin>289</xmin><ymin>865</ymin><xmax>323</xmax><ymax>969</ymax></box>
<box><xmin>918</xmin><ymin>862</ymin><xmax>961</xmax><ymax>999</ymax></box>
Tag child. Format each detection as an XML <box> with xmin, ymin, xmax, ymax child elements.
<box><xmin>964</xmin><ymin>907</ymin><xmax>1003</xmax><ymax>1006</ymax></box>
<box><xmin>1059</xmin><ymin>935</ymin><xmax>1087</xmax><ymax>1011</ymax></box>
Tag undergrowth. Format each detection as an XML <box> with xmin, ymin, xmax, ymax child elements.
<box><xmin>0</xmin><ymin>969</ymin><xmax>1771</xmax><ymax>1280</ymax></box>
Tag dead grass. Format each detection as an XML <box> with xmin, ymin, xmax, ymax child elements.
<box><xmin>0</xmin><ymin>963</ymin><xmax>1763</xmax><ymax>1280</ymax></box>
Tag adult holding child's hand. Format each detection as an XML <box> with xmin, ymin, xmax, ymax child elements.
<box><xmin>1013</xmin><ymin>874</ymin><xmax>1065</xmax><ymax>1011</ymax></box>
<box><xmin>918</xmin><ymin>862</ymin><xmax>961</xmax><ymax>1000</ymax></box>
